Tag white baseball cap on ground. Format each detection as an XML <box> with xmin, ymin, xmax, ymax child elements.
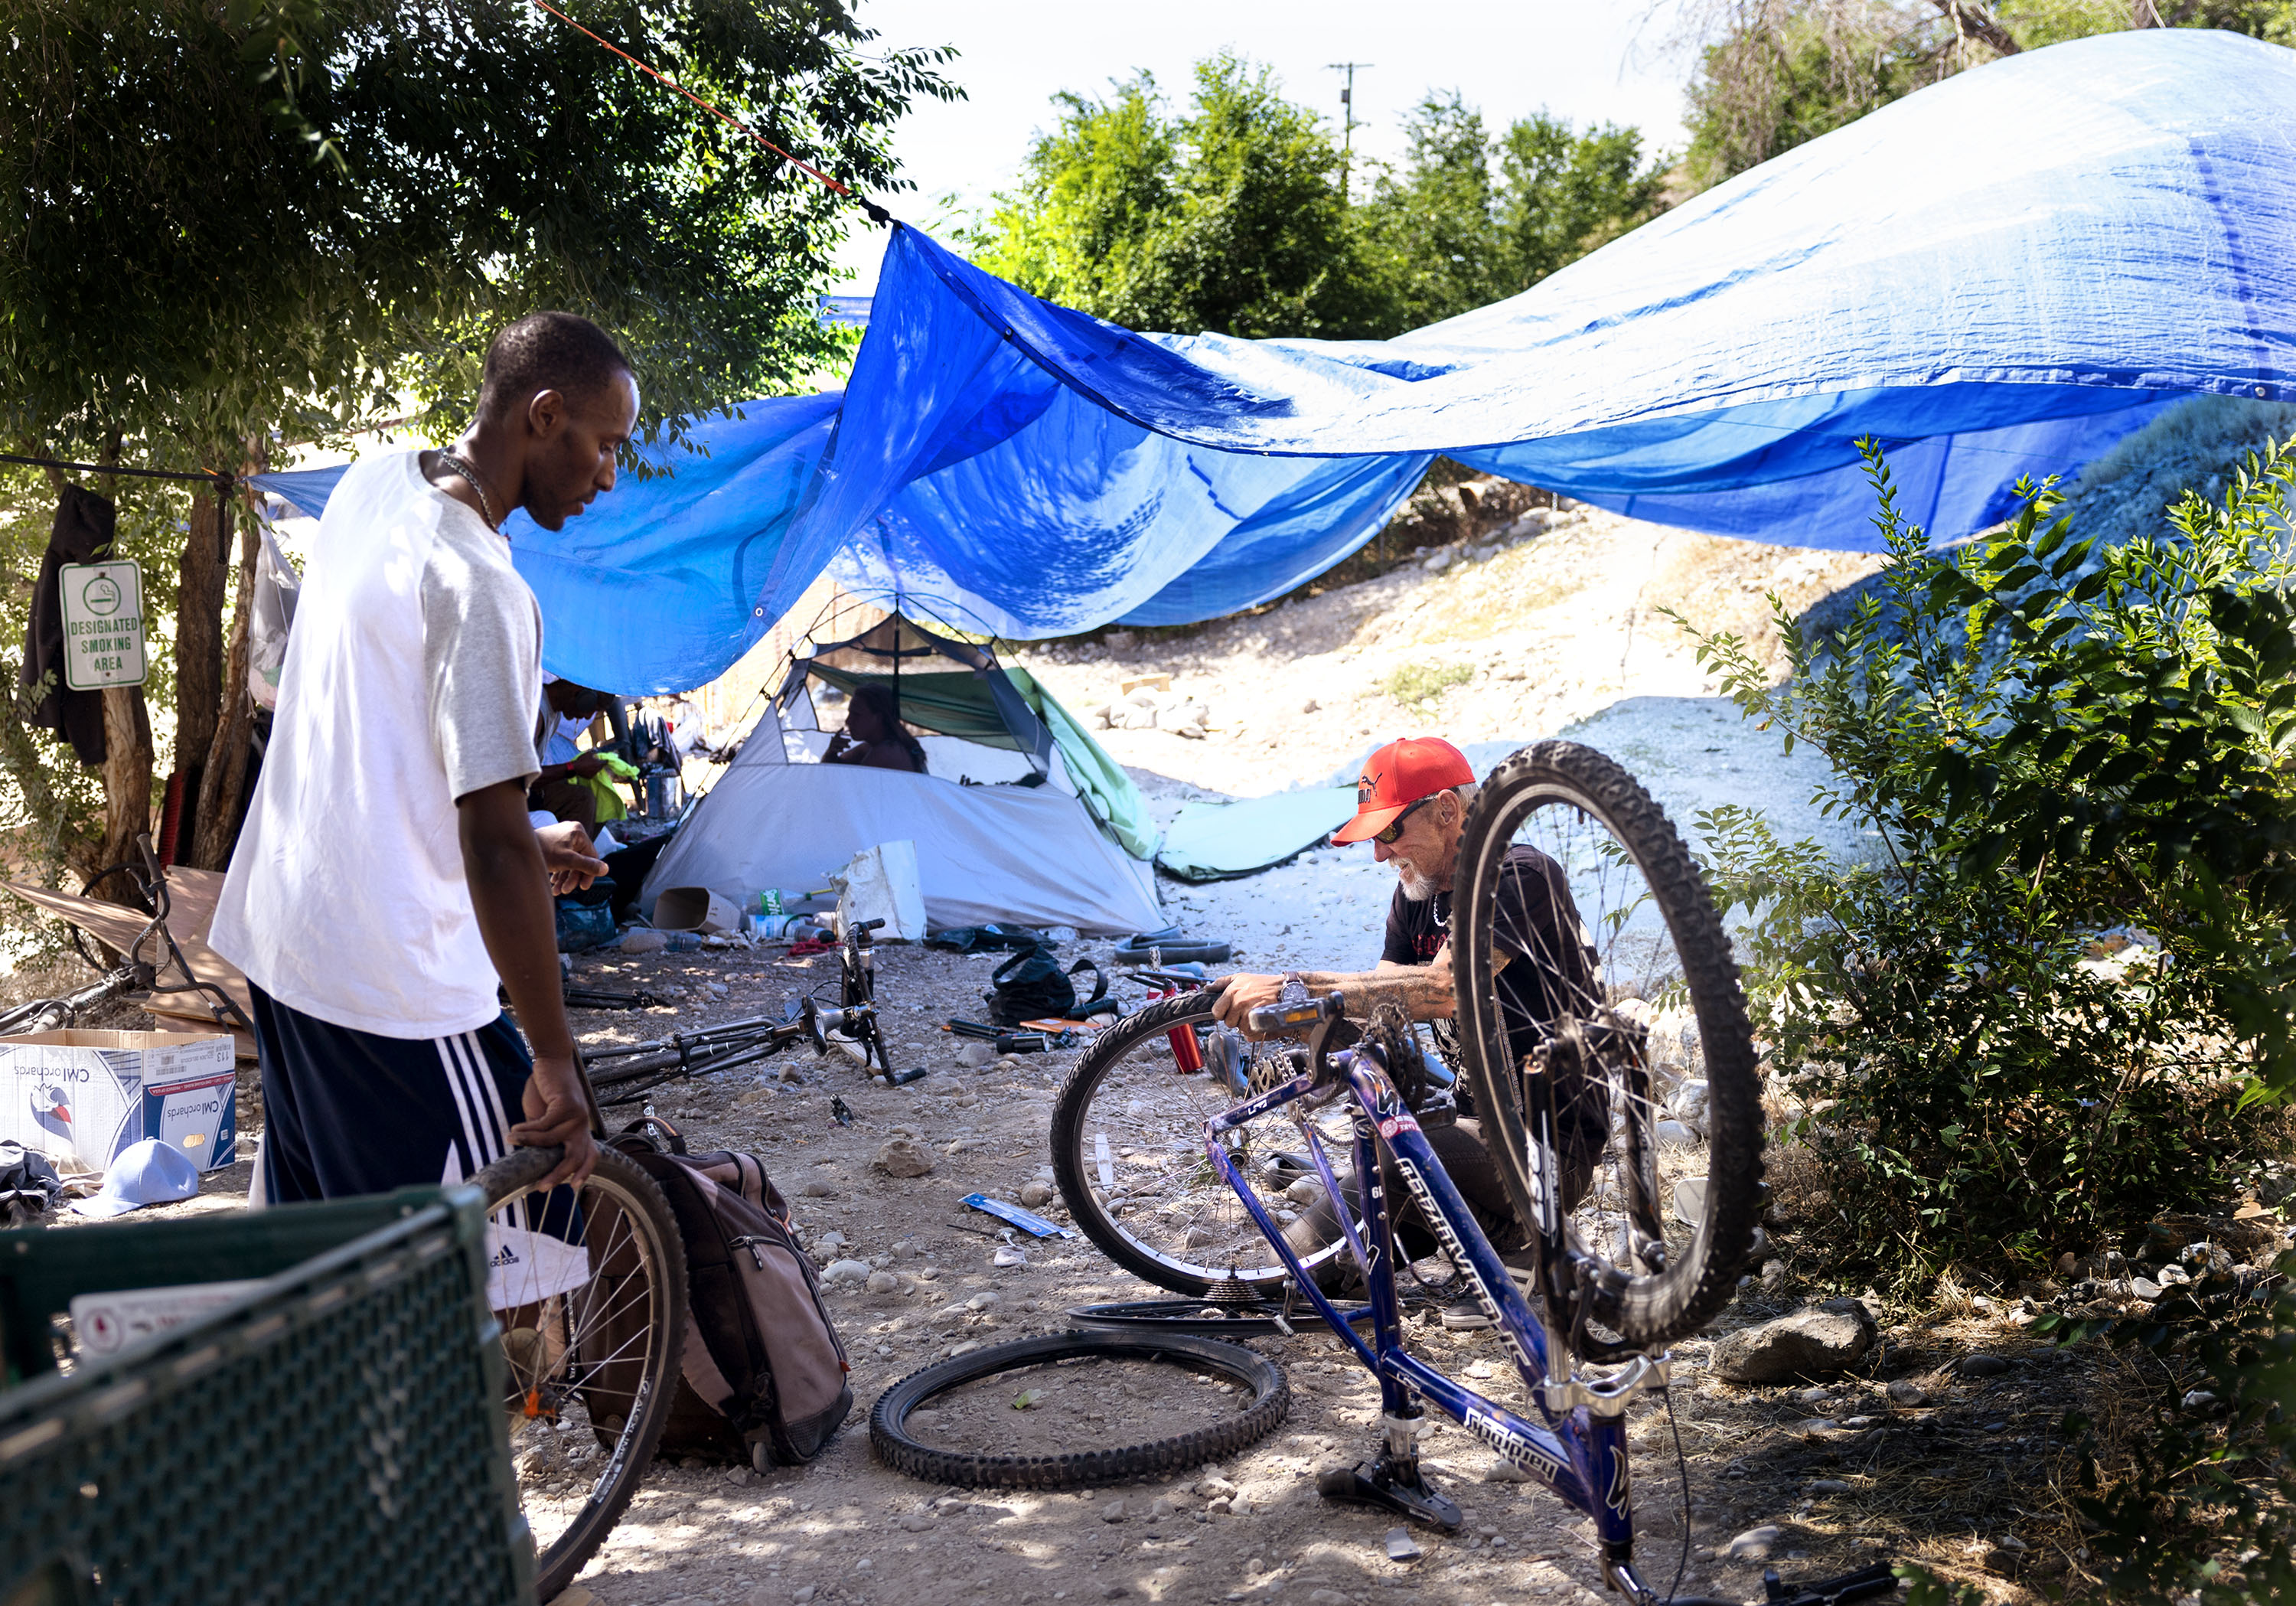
<box><xmin>70</xmin><ymin>1138</ymin><xmax>201</xmax><ymax>1219</ymax></box>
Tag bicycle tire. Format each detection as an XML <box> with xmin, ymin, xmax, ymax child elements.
<box><xmin>1452</xmin><ymin>741</ymin><xmax>1765</xmax><ymax>1355</ymax></box>
<box><xmin>869</xmin><ymin>1330</ymin><xmax>1288</xmax><ymax>1489</ymax></box>
<box><xmin>475</xmin><ymin>1144</ymin><xmax>690</xmax><ymax>1602</ymax></box>
<box><xmin>1051</xmin><ymin>993</ymin><xmax>1355</xmax><ymax>1298</ymax></box>
<box><xmin>1067</xmin><ymin>1298</ymin><xmax>1376</xmax><ymax>1337</ymax></box>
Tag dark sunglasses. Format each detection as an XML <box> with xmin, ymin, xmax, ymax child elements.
<box><xmin>1371</xmin><ymin>794</ymin><xmax>1437</xmax><ymax>846</ymax></box>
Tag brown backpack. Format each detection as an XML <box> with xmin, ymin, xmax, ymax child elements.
<box><xmin>579</xmin><ymin>1135</ymin><xmax>853</xmax><ymax>1467</ymax></box>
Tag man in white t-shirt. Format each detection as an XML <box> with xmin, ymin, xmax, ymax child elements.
<box><xmin>214</xmin><ymin>312</ymin><xmax>638</xmax><ymax>1211</ymax></box>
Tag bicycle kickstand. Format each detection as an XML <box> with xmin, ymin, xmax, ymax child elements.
<box><xmin>1316</xmin><ymin>1410</ymin><xmax>1462</xmax><ymax>1532</ymax></box>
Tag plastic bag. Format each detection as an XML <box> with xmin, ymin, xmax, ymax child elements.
<box><xmin>249</xmin><ymin>524</ymin><xmax>302</xmax><ymax>710</ymax></box>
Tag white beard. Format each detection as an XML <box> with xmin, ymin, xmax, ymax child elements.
<box><xmin>1395</xmin><ymin>862</ymin><xmax>1435</xmax><ymax>902</ymax></box>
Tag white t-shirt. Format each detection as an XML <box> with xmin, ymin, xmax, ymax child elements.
<box><xmin>213</xmin><ymin>451</ymin><xmax>545</xmax><ymax>1039</ymax></box>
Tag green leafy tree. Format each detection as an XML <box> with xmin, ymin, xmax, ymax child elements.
<box><xmin>973</xmin><ymin>54</ymin><xmax>1369</xmax><ymax>339</ymax></box>
<box><xmin>1350</xmin><ymin>95</ymin><xmax>1503</xmax><ymax>332</ymax></box>
<box><xmin>0</xmin><ymin>0</ymin><xmax>953</xmax><ymax>882</ymax></box>
<box><xmin>974</xmin><ymin>60</ymin><xmax>1668</xmax><ymax>340</ymax></box>
<box><xmin>1495</xmin><ymin>115</ymin><xmax>1669</xmax><ymax>289</ymax></box>
<box><xmin>1682</xmin><ymin>0</ymin><xmax>2296</xmax><ymax>191</ymax></box>
<box><xmin>1355</xmin><ymin>96</ymin><xmax>1668</xmax><ymax>329</ymax></box>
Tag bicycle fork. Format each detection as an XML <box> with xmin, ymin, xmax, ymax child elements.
<box><xmin>1202</xmin><ymin>1054</ymin><xmax>1671</xmax><ymax>1605</ymax></box>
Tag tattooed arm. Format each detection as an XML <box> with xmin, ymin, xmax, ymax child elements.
<box><xmin>1211</xmin><ymin>946</ymin><xmax>1510</xmax><ymax>1036</ymax></box>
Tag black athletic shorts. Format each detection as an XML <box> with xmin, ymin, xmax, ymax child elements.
<box><xmin>249</xmin><ymin>983</ymin><xmax>585</xmax><ymax>1308</ymax></box>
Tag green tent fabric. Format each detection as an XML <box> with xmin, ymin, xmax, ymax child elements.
<box><xmin>1006</xmin><ymin>666</ymin><xmax>1159</xmax><ymax>863</ymax></box>
<box><xmin>805</xmin><ymin>664</ymin><xmax>1022</xmax><ymax>750</ymax></box>
<box><xmin>1157</xmin><ymin>787</ymin><xmax>1356</xmax><ymax>883</ymax></box>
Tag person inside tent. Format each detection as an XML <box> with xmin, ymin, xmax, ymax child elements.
<box><xmin>530</xmin><ymin>677</ymin><xmax>622</xmax><ymax>833</ymax></box>
<box><xmin>821</xmin><ymin>683</ymin><xmax>927</xmax><ymax>774</ymax></box>
<box><xmin>1212</xmin><ymin>736</ymin><xmax>1606</xmax><ymax>1321</ymax></box>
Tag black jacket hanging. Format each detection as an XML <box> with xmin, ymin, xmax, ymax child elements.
<box><xmin>21</xmin><ymin>485</ymin><xmax>114</xmax><ymax>766</ymax></box>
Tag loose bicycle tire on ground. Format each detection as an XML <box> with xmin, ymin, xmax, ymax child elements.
<box><xmin>475</xmin><ymin>1144</ymin><xmax>689</xmax><ymax>1602</ymax></box>
<box><xmin>1066</xmin><ymin>1298</ymin><xmax>1375</xmax><ymax>1338</ymax></box>
<box><xmin>1452</xmin><ymin>740</ymin><xmax>1766</xmax><ymax>1355</ymax></box>
<box><xmin>870</xmin><ymin>1330</ymin><xmax>1289</xmax><ymax>1490</ymax></box>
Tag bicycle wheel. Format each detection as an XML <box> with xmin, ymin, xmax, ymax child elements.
<box><xmin>475</xmin><ymin>1145</ymin><xmax>690</xmax><ymax>1602</ymax></box>
<box><xmin>869</xmin><ymin>1330</ymin><xmax>1289</xmax><ymax>1489</ymax></box>
<box><xmin>1450</xmin><ymin>740</ymin><xmax>1764</xmax><ymax>1358</ymax></box>
<box><xmin>1051</xmin><ymin>993</ymin><xmax>1360</xmax><ymax>1298</ymax></box>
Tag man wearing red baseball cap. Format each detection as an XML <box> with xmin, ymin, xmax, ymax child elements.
<box><xmin>1213</xmin><ymin>736</ymin><xmax>1606</xmax><ymax>1310</ymax></box>
<box><xmin>1214</xmin><ymin>735</ymin><xmax>1492</xmax><ymax>1031</ymax></box>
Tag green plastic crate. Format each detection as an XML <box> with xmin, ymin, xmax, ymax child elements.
<box><xmin>0</xmin><ymin>1186</ymin><xmax>533</xmax><ymax>1605</ymax></box>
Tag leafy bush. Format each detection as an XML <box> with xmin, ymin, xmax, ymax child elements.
<box><xmin>1383</xmin><ymin>660</ymin><xmax>1475</xmax><ymax>710</ymax></box>
<box><xmin>1681</xmin><ymin>439</ymin><xmax>2296</xmax><ymax>1282</ymax></box>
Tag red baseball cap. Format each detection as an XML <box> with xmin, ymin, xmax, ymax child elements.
<box><xmin>1332</xmin><ymin>736</ymin><xmax>1474</xmax><ymax>844</ymax></box>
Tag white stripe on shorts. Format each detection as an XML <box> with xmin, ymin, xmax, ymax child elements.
<box><xmin>435</xmin><ymin>1034</ymin><xmax>493</xmax><ymax>1178</ymax></box>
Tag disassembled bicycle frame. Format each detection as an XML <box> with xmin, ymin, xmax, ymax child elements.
<box><xmin>1205</xmin><ymin>998</ymin><xmax>1678</xmax><ymax>1606</ymax></box>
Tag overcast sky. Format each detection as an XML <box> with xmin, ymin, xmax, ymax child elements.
<box><xmin>830</xmin><ymin>0</ymin><xmax>1698</xmax><ymax>290</ymax></box>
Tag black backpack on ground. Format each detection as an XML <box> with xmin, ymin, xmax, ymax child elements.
<box><xmin>986</xmin><ymin>947</ymin><xmax>1107</xmax><ymax>1026</ymax></box>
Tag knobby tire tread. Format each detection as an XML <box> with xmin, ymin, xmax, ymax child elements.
<box><xmin>1453</xmin><ymin>740</ymin><xmax>1766</xmax><ymax>1353</ymax></box>
<box><xmin>477</xmin><ymin>1145</ymin><xmax>690</xmax><ymax>1602</ymax></box>
<box><xmin>869</xmin><ymin>1330</ymin><xmax>1289</xmax><ymax>1489</ymax></box>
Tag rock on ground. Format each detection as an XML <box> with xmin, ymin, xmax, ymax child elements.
<box><xmin>875</xmin><ymin>1137</ymin><xmax>934</xmax><ymax>1177</ymax></box>
<box><xmin>1711</xmin><ymin>1299</ymin><xmax>1878</xmax><ymax>1383</ymax></box>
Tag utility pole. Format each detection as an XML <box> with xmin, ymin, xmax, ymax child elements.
<box><xmin>1326</xmin><ymin>61</ymin><xmax>1372</xmax><ymax>201</ymax></box>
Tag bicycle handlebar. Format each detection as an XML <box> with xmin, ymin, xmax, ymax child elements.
<box><xmin>1246</xmin><ymin>991</ymin><xmax>1345</xmax><ymax>1035</ymax></box>
<box><xmin>853</xmin><ymin>917</ymin><xmax>885</xmax><ymax>933</ymax></box>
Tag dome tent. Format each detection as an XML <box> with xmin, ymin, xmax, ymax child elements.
<box><xmin>641</xmin><ymin>612</ymin><xmax>1162</xmax><ymax>937</ymax></box>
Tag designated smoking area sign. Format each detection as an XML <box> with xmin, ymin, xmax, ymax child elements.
<box><xmin>58</xmin><ymin>559</ymin><xmax>147</xmax><ymax>690</ymax></box>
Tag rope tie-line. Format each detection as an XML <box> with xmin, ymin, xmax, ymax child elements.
<box><xmin>0</xmin><ymin>452</ymin><xmax>232</xmax><ymax>488</ymax></box>
<box><xmin>529</xmin><ymin>0</ymin><xmax>894</xmax><ymax>225</ymax></box>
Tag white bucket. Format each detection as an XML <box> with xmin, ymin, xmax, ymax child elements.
<box><xmin>653</xmin><ymin>886</ymin><xmax>742</xmax><ymax>935</ymax></box>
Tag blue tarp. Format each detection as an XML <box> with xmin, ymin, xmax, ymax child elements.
<box><xmin>257</xmin><ymin>29</ymin><xmax>2294</xmax><ymax>694</ymax></box>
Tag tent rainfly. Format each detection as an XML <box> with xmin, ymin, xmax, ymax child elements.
<box><xmin>640</xmin><ymin>616</ymin><xmax>1163</xmax><ymax>936</ymax></box>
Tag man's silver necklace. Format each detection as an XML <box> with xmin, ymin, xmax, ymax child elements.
<box><xmin>435</xmin><ymin>449</ymin><xmax>502</xmax><ymax>531</ymax></box>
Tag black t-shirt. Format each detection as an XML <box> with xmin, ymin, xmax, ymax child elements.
<box><xmin>1383</xmin><ymin>844</ymin><xmax>1597</xmax><ymax>1071</ymax></box>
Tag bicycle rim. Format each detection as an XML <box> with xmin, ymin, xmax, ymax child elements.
<box><xmin>1050</xmin><ymin>994</ymin><xmax>1359</xmax><ymax>1298</ymax></box>
<box><xmin>1451</xmin><ymin>741</ymin><xmax>1765</xmax><ymax>1356</ymax></box>
<box><xmin>487</xmin><ymin>1147</ymin><xmax>689</xmax><ymax>1601</ymax></box>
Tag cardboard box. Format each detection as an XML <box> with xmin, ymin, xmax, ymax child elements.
<box><xmin>0</xmin><ymin>1028</ymin><xmax>236</xmax><ymax>1174</ymax></box>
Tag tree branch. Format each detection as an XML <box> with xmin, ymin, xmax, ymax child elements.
<box><xmin>1932</xmin><ymin>0</ymin><xmax>2020</xmax><ymax>55</ymax></box>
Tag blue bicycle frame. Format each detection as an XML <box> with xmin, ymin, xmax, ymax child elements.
<box><xmin>1205</xmin><ymin>1042</ymin><xmax>1671</xmax><ymax>1602</ymax></box>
